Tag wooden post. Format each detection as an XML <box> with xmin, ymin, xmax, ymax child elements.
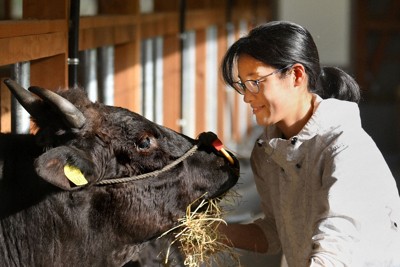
<box><xmin>98</xmin><ymin>0</ymin><xmax>141</xmax><ymax>111</ymax></box>
<box><xmin>163</xmin><ymin>34</ymin><xmax>182</xmax><ymax>132</ymax></box>
<box><xmin>114</xmin><ymin>42</ymin><xmax>141</xmax><ymax>112</ymax></box>
<box><xmin>23</xmin><ymin>0</ymin><xmax>69</xmax><ymax>89</ymax></box>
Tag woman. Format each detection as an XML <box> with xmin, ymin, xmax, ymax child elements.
<box><xmin>219</xmin><ymin>21</ymin><xmax>400</xmax><ymax>266</ymax></box>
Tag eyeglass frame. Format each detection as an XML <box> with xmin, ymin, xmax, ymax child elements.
<box><xmin>231</xmin><ymin>65</ymin><xmax>292</xmax><ymax>95</ymax></box>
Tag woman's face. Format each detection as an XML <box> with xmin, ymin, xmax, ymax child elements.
<box><xmin>237</xmin><ymin>54</ymin><xmax>297</xmax><ymax>127</ymax></box>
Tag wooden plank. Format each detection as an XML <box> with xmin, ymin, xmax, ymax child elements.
<box><xmin>0</xmin><ymin>20</ymin><xmax>67</xmax><ymax>38</ymax></box>
<box><xmin>0</xmin><ymin>32</ymin><xmax>68</xmax><ymax>66</ymax></box>
<box><xmin>80</xmin><ymin>15</ymin><xmax>138</xmax><ymax>29</ymax></box>
<box><xmin>140</xmin><ymin>13</ymin><xmax>179</xmax><ymax>39</ymax></box>
<box><xmin>0</xmin><ymin>78</ymin><xmax>12</xmax><ymax>133</ymax></box>
<box><xmin>231</xmin><ymin>7</ymin><xmax>254</xmax><ymax>24</ymax></box>
<box><xmin>30</xmin><ymin>54</ymin><xmax>68</xmax><ymax>89</ymax></box>
<box><xmin>186</xmin><ymin>0</ymin><xmax>226</xmax><ymax>9</ymax></box>
<box><xmin>162</xmin><ymin>34</ymin><xmax>181</xmax><ymax>132</ymax></box>
<box><xmin>79</xmin><ymin>24</ymin><xmax>138</xmax><ymax>50</ymax></box>
<box><xmin>153</xmin><ymin>0</ymin><xmax>179</xmax><ymax>12</ymax></box>
<box><xmin>97</xmin><ymin>0</ymin><xmax>141</xmax><ymax>114</ymax></box>
<box><xmin>98</xmin><ymin>0</ymin><xmax>139</xmax><ymax>14</ymax></box>
<box><xmin>114</xmin><ymin>42</ymin><xmax>141</xmax><ymax>112</ymax></box>
<box><xmin>79</xmin><ymin>16</ymin><xmax>138</xmax><ymax>50</ymax></box>
<box><xmin>186</xmin><ymin>9</ymin><xmax>226</xmax><ymax>31</ymax></box>
<box><xmin>23</xmin><ymin>0</ymin><xmax>68</xmax><ymax>19</ymax></box>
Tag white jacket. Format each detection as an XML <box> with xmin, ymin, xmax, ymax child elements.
<box><xmin>252</xmin><ymin>97</ymin><xmax>400</xmax><ymax>266</ymax></box>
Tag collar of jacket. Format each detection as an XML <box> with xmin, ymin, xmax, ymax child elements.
<box><xmin>258</xmin><ymin>96</ymin><xmax>361</xmax><ymax>162</ymax></box>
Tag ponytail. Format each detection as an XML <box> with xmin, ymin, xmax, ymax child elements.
<box><xmin>314</xmin><ymin>67</ymin><xmax>361</xmax><ymax>103</ymax></box>
<box><xmin>221</xmin><ymin>21</ymin><xmax>362</xmax><ymax>103</ymax></box>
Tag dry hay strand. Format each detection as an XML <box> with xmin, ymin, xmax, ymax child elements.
<box><xmin>159</xmin><ymin>194</ymin><xmax>240</xmax><ymax>267</ymax></box>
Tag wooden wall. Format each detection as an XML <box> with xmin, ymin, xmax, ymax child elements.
<box><xmin>0</xmin><ymin>0</ymin><xmax>272</xmax><ymax>141</ymax></box>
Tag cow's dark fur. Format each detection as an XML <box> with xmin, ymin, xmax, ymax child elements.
<box><xmin>0</xmin><ymin>82</ymin><xmax>239</xmax><ymax>266</ymax></box>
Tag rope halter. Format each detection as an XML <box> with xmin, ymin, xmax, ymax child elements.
<box><xmin>96</xmin><ymin>144</ymin><xmax>199</xmax><ymax>185</ymax></box>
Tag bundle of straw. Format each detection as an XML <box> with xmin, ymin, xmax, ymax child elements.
<box><xmin>159</xmin><ymin>195</ymin><xmax>240</xmax><ymax>267</ymax></box>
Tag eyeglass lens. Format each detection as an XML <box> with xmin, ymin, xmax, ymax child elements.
<box><xmin>231</xmin><ymin>65</ymin><xmax>291</xmax><ymax>95</ymax></box>
<box><xmin>233</xmin><ymin>80</ymin><xmax>259</xmax><ymax>95</ymax></box>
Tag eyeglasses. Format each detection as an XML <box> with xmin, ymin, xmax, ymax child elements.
<box><xmin>231</xmin><ymin>65</ymin><xmax>291</xmax><ymax>95</ymax></box>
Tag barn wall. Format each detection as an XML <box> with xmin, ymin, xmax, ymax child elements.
<box><xmin>0</xmin><ymin>0</ymin><xmax>272</xmax><ymax>145</ymax></box>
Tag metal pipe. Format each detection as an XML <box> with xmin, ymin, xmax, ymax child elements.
<box><xmin>11</xmin><ymin>62</ymin><xmax>30</xmax><ymax>134</ymax></box>
<box><xmin>79</xmin><ymin>49</ymin><xmax>98</xmax><ymax>101</ymax></box>
<box><xmin>205</xmin><ymin>26</ymin><xmax>218</xmax><ymax>134</ymax></box>
<box><xmin>178</xmin><ymin>0</ymin><xmax>186</xmax><ymax>132</ymax></box>
<box><xmin>154</xmin><ymin>37</ymin><xmax>164</xmax><ymax>125</ymax></box>
<box><xmin>181</xmin><ymin>32</ymin><xmax>195</xmax><ymax>137</ymax></box>
<box><xmin>68</xmin><ymin>0</ymin><xmax>80</xmax><ymax>88</ymax></box>
<box><xmin>143</xmin><ymin>39</ymin><xmax>154</xmax><ymax>121</ymax></box>
<box><xmin>98</xmin><ymin>46</ymin><xmax>114</xmax><ymax>105</ymax></box>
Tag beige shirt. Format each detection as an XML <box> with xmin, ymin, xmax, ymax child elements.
<box><xmin>252</xmin><ymin>96</ymin><xmax>400</xmax><ymax>266</ymax></box>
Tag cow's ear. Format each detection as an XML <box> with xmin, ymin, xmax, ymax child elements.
<box><xmin>34</xmin><ymin>146</ymin><xmax>97</xmax><ymax>190</ymax></box>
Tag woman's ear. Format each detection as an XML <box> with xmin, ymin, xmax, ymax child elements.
<box><xmin>291</xmin><ymin>64</ymin><xmax>307</xmax><ymax>87</ymax></box>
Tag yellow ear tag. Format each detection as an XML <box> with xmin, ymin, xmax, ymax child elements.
<box><xmin>63</xmin><ymin>165</ymin><xmax>88</xmax><ymax>186</ymax></box>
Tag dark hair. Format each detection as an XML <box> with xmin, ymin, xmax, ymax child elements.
<box><xmin>221</xmin><ymin>21</ymin><xmax>361</xmax><ymax>103</ymax></box>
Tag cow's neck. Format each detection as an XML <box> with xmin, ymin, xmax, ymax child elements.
<box><xmin>0</xmin><ymin>133</ymin><xmax>51</xmax><ymax>218</ymax></box>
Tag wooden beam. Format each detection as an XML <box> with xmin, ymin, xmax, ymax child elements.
<box><xmin>98</xmin><ymin>0</ymin><xmax>139</xmax><ymax>14</ymax></box>
<box><xmin>0</xmin><ymin>20</ymin><xmax>66</xmax><ymax>38</ymax></box>
<box><xmin>140</xmin><ymin>13</ymin><xmax>179</xmax><ymax>39</ymax></box>
<box><xmin>23</xmin><ymin>0</ymin><xmax>68</xmax><ymax>89</ymax></box>
<box><xmin>0</xmin><ymin>32</ymin><xmax>68</xmax><ymax>66</ymax></box>
<box><xmin>30</xmin><ymin>54</ymin><xmax>68</xmax><ymax>89</ymax></box>
<box><xmin>79</xmin><ymin>16</ymin><xmax>139</xmax><ymax>50</ymax></box>
<box><xmin>186</xmin><ymin>9</ymin><xmax>226</xmax><ymax>31</ymax></box>
<box><xmin>23</xmin><ymin>0</ymin><xmax>68</xmax><ymax>19</ymax></box>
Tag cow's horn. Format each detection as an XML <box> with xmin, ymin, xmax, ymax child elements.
<box><xmin>28</xmin><ymin>86</ymin><xmax>86</xmax><ymax>129</ymax></box>
<box><xmin>3</xmin><ymin>78</ymin><xmax>44</xmax><ymax>118</ymax></box>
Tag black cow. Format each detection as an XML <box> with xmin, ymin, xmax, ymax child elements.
<box><xmin>0</xmin><ymin>79</ymin><xmax>239</xmax><ymax>267</ymax></box>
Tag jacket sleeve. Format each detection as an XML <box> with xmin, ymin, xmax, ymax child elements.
<box><xmin>250</xmin><ymin>144</ymin><xmax>282</xmax><ymax>255</ymax></box>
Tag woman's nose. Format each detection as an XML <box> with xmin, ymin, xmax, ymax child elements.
<box><xmin>243</xmin><ymin>89</ymin><xmax>254</xmax><ymax>103</ymax></box>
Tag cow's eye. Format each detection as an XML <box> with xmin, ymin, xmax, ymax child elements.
<box><xmin>137</xmin><ymin>136</ymin><xmax>151</xmax><ymax>150</ymax></box>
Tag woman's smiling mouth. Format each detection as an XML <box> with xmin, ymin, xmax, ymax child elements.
<box><xmin>252</xmin><ymin>105</ymin><xmax>264</xmax><ymax>114</ymax></box>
